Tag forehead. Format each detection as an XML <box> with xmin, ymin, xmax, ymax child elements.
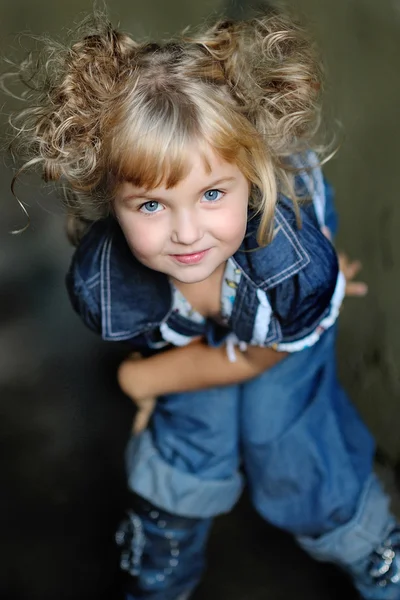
<box><xmin>172</xmin><ymin>147</ymin><xmax>238</xmax><ymax>187</ymax></box>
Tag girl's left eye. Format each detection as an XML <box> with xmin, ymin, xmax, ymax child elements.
<box><xmin>139</xmin><ymin>201</ymin><xmax>163</xmax><ymax>214</ymax></box>
<box><xmin>203</xmin><ymin>189</ymin><xmax>223</xmax><ymax>202</ymax></box>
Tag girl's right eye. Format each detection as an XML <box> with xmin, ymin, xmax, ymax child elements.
<box><xmin>139</xmin><ymin>201</ymin><xmax>163</xmax><ymax>214</ymax></box>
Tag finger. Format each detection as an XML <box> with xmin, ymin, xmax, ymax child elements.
<box><xmin>345</xmin><ymin>260</ymin><xmax>362</xmax><ymax>280</ymax></box>
<box><xmin>339</xmin><ymin>256</ymin><xmax>363</xmax><ymax>280</ymax></box>
<box><xmin>345</xmin><ymin>281</ymin><xmax>368</xmax><ymax>297</ymax></box>
<box><xmin>133</xmin><ymin>410</ymin><xmax>149</xmax><ymax>434</ymax></box>
<box><xmin>132</xmin><ymin>397</ymin><xmax>157</xmax><ymax>433</ymax></box>
<box><xmin>338</xmin><ymin>253</ymin><xmax>361</xmax><ymax>272</ymax></box>
<box><xmin>133</xmin><ymin>407</ymin><xmax>153</xmax><ymax>433</ymax></box>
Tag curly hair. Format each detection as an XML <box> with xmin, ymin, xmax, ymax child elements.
<box><xmin>4</xmin><ymin>7</ymin><xmax>324</xmax><ymax>246</ymax></box>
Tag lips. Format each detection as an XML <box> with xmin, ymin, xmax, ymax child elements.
<box><xmin>170</xmin><ymin>249</ymin><xmax>210</xmax><ymax>265</ymax></box>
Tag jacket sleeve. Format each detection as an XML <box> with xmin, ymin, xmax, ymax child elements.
<box><xmin>323</xmin><ymin>177</ymin><xmax>339</xmax><ymax>237</ymax></box>
<box><xmin>65</xmin><ymin>254</ymin><xmax>102</xmax><ymax>334</ymax></box>
<box><xmin>268</xmin><ymin>223</ymin><xmax>345</xmax><ymax>352</ymax></box>
<box><xmin>293</xmin><ymin>150</ymin><xmax>339</xmax><ymax>236</ymax></box>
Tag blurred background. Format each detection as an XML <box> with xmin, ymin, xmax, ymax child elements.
<box><xmin>1</xmin><ymin>0</ymin><xmax>400</xmax><ymax>598</ymax></box>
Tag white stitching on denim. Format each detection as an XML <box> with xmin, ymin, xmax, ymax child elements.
<box><xmin>230</xmin><ymin>209</ymin><xmax>310</xmax><ymax>293</ymax></box>
<box><xmin>265</xmin><ymin>315</ymin><xmax>280</xmax><ymax>344</ymax></box>
<box><xmin>259</xmin><ymin>208</ymin><xmax>311</xmax><ymax>288</ymax></box>
<box><xmin>86</xmin><ymin>272</ymin><xmax>100</xmax><ymax>289</ymax></box>
<box><xmin>100</xmin><ymin>234</ymin><xmax>134</xmax><ymax>338</ymax></box>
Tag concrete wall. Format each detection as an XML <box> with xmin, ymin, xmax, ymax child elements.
<box><xmin>294</xmin><ymin>0</ymin><xmax>400</xmax><ymax>460</ymax></box>
<box><xmin>1</xmin><ymin>0</ymin><xmax>400</xmax><ymax>458</ymax></box>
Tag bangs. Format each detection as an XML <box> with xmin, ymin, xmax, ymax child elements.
<box><xmin>107</xmin><ymin>83</ymin><xmax>262</xmax><ymax>191</ymax></box>
<box><xmin>108</xmin><ymin>91</ymin><xmax>208</xmax><ymax>190</ymax></box>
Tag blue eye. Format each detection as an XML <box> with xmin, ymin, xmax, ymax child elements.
<box><xmin>203</xmin><ymin>189</ymin><xmax>223</xmax><ymax>202</ymax></box>
<box><xmin>140</xmin><ymin>201</ymin><xmax>163</xmax><ymax>214</ymax></box>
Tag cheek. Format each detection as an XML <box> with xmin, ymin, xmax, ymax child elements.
<box><xmin>118</xmin><ymin>216</ymin><xmax>164</xmax><ymax>259</ymax></box>
<box><xmin>214</xmin><ymin>202</ymin><xmax>248</xmax><ymax>242</ymax></box>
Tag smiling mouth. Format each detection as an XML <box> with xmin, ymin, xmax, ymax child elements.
<box><xmin>170</xmin><ymin>249</ymin><xmax>210</xmax><ymax>265</ymax></box>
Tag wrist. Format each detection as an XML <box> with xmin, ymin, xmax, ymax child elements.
<box><xmin>117</xmin><ymin>359</ymin><xmax>149</xmax><ymax>402</ymax></box>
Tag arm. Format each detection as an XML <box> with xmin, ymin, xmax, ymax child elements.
<box><xmin>118</xmin><ymin>339</ymin><xmax>287</xmax><ymax>402</ymax></box>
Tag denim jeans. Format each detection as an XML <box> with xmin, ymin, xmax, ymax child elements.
<box><xmin>121</xmin><ymin>328</ymin><xmax>396</xmax><ymax>599</ymax></box>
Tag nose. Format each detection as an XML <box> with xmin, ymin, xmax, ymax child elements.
<box><xmin>171</xmin><ymin>209</ymin><xmax>203</xmax><ymax>246</ymax></box>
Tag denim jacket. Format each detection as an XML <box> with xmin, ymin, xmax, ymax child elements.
<box><xmin>66</xmin><ymin>159</ymin><xmax>342</xmax><ymax>355</ymax></box>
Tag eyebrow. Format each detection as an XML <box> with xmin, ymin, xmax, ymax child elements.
<box><xmin>198</xmin><ymin>177</ymin><xmax>236</xmax><ymax>194</ymax></box>
<box><xmin>121</xmin><ymin>176</ymin><xmax>237</xmax><ymax>203</ymax></box>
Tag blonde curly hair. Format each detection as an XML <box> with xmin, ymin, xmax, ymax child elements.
<box><xmin>5</xmin><ymin>7</ymin><xmax>324</xmax><ymax>246</ymax></box>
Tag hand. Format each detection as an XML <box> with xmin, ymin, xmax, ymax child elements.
<box><xmin>118</xmin><ymin>353</ymin><xmax>157</xmax><ymax>434</ymax></box>
<box><xmin>338</xmin><ymin>252</ymin><xmax>368</xmax><ymax>297</ymax></box>
<box><xmin>132</xmin><ymin>395</ymin><xmax>157</xmax><ymax>434</ymax></box>
<box><xmin>321</xmin><ymin>226</ymin><xmax>368</xmax><ymax>298</ymax></box>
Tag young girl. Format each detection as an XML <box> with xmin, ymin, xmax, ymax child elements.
<box><xmin>6</xmin><ymin>8</ymin><xmax>400</xmax><ymax>600</ymax></box>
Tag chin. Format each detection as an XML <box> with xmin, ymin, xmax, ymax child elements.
<box><xmin>169</xmin><ymin>265</ymin><xmax>215</xmax><ymax>284</ymax></box>
<box><xmin>170</xmin><ymin>272</ymin><xmax>210</xmax><ymax>284</ymax></box>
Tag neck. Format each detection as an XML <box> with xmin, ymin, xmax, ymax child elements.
<box><xmin>170</xmin><ymin>261</ymin><xmax>227</xmax><ymax>319</ymax></box>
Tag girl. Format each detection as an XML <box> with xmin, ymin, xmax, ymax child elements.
<box><xmin>6</xmin><ymin>8</ymin><xmax>400</xmax><ymax>600</ymax></box>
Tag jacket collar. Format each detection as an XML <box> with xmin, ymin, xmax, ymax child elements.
<box><xmin>100</xmin><ymin>220</ymin><xmax>171</xmax><ymax>341</ymax></box>
<box><xmin>234</xmin><ymin>199</ymin><xmax>310</xmax><ymax>291</ymax></box>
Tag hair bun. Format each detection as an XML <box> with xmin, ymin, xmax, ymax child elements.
<box><xmin>194</xmin><ymin>12</ymin><xmax>322</xmax><ymax>155</ymax></box>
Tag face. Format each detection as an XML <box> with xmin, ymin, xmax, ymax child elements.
<box><xmin>114</xmin><ymin>146</ymin><xmax>249</xmax><ymax>285</ymax></box>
